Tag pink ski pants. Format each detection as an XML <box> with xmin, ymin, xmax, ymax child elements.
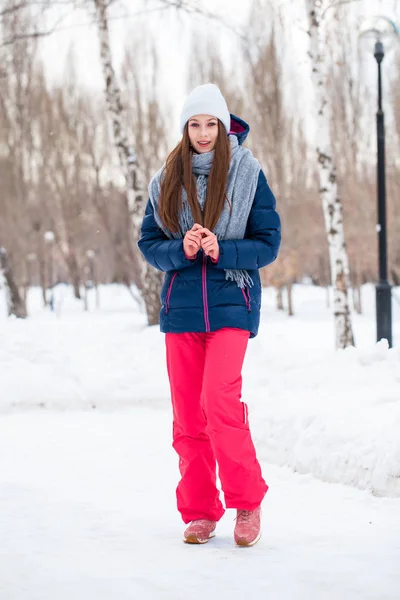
<box><xmin>165</xmin><ymin>327</ymin><xmax>268</xmax><ymax>524</ymax></box>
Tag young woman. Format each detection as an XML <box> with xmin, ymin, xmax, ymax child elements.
<box><xmin>138</xmin><ymin>83</ymin><xmax>281</xmax><ymax>547</ymax></box>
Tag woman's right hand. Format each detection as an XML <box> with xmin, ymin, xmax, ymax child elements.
<box><xmin>183</xmin><ymin>224</ymin><xmax>202</xmax><ymax>259</ymax></box>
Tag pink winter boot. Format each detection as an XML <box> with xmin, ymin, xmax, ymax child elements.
<box><xmin>234</xmin><ymin>506</ymin><xmax>262</xmax><ymax>547</ymax></box>
<box><xmin>183</xmin><ymin>520</ymin><xmax>217</xmax><ymax>544</ymax></box>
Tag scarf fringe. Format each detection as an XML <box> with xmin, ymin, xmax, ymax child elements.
<box><xmin>225</xmin><ymin>269</ymin><xmax>254</xmax><ymax>289</ymax></box>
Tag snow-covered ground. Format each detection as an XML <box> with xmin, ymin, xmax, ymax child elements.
<box><xmin>0</xmin><ymin>283</ymin><xmax>399</xmax><ymax>598</ymax></box>
<box><xmin>1</xmin><ymin>283</ymin><xmax>399</xmax><ymax>496</ymax></box>
<box><xmin>1</xmin><ymin>408</ymin><xmax>399</xmax><ymax>600</ymax></box>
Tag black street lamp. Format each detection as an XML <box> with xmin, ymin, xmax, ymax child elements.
<box><xmin>360</xmin><ymin>16</ymin><xmax>399</xmax><ymax>348</ymax></box>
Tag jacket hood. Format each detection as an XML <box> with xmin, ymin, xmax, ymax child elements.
<box><xmin>229</xmin><ymin>114</ymin><xmax>250</xmax><ymax>145</ymax></box>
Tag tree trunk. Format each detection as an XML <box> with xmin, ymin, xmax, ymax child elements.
<box><xmin>33</xmin><ymin>223</ymin><xmax>48</xmax><ymax>307</ymax></box>
<box><xmin>142</xmin><ymin>268</ymin><xmax>163</xmax><ymax>326</ymax></box>
<box><xmin>306</xmin><ymin>0</ymin><xmax>355</xmax><ymax>349</ymax></box>
<box><xmin>353</xmin><ymin>285</ymin><xmax>362</xmax><ymax>315</ymax></box>
<box><xmin>40</xmin><ymin>257</ymin><xmax>47</xmax><ymax>307</ymax></box>
<box><xmin>276</xmin><ymin>286</ymin><xmax>284</xmax><ymax>310</ymax></box>
<box><xmin>0</xmin><ymin>248</ymin><xmax>27</xmax><ymax>318</ymax></box>
<box><xmin>287</xmin><ymin>282</ymin><xmax>294</xmax><ymax>316</ymax></box>
<box><xmin>352</xmin><ymin>263</ymin><xmax>362</xmax><ymax>315</ymax></box>
<box><xmin>93</xmin><ymin>0</ymin><xmax>162</xmax><ymax>324</ymax></box>
<box><xmin>65</xmin><ymin>252</ymin><xmax>81</xmax><ymax>300</ymax></box>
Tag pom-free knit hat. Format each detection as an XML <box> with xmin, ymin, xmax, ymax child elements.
<box><xmin>179</xmin><ymin>83</ymin><xmax>231</xmax><ymax>134</ymax></box>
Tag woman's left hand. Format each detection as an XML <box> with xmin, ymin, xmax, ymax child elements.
<box><xmin>197</xmin><ymin>228</ymin><xmax>220</xmax><ymax>262</ymax></box>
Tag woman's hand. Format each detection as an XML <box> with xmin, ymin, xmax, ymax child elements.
<box><xmin>183</xmin><ymin>224</ymin><xmax>202</xmax><ymax>259</ymax></box>
<box><xmin>197</xmin><ymin>227</ymin><xmax>220</xmax><ymax>262</ymax></box>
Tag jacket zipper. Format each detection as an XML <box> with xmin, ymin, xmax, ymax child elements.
<box><xmin>202</xmin><ymin>253</ymin><xmax>210</xmax><ymax>332</ymax></box>
<box><xmin>241</xmin><ymin>286</ymin><xmax>252</xmax><ymax>313</ymax></box>
<box><xmin>164</xmin><ymin>272</ymin><xmax>178</xmax><ymax>315</ymax></box>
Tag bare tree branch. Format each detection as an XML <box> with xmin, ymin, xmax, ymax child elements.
<box><xmin>1</xmin><ymin>0</ymin><xmax>245</xmax><ymax>47</ymax></box>
<box><xmin>0</xmin><ymin>2</ymin><xmax>78</xmax><ymax>47</ymax></box>
<box><xmin>321</xmin><ymin>0</ymin><xmax>363</xmax><ymax>19</ymax></box>
<box><xmin>21</xmin><ymin>4</ymin><xmax>173</xmax><ymax>35</ymax></box>
<box><xmin>0</xmin><ymin>2</ymin><xmax>30</xmax><ymax>19</ymax></box>
<box><xmin>0</xmin><ymin>0</ymin><xmax>75</xmax><ymax>18</ymax></box>
<box><xmin>157</xmin><ymin>0</ymin><xmax>245</xmax><ymax>39</ymax></box>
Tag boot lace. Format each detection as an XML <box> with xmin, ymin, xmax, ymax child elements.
<box><xmin>236</xmin><ymin>510</ymin><xmax>252</xmax><ymax>524</ymax></box>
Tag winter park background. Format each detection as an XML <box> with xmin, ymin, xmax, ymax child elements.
<box><xmin>1</xmin><ymin>1</ymin><xmax>400</xmax><ymax>599</ymax></box>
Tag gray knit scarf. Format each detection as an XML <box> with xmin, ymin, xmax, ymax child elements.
<box><xmin>148</xmin><ymin>135</ymin><xmax>261</xmax><ymax>288</ymax></box>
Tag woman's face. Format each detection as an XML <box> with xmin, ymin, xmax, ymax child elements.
<box><xmin>188</xmin><ymin>114</ymin><xmax>219</xmax><ymax>153</ymax></box>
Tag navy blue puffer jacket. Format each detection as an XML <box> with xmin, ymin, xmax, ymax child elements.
<box><xmin>138</xmin><ymin>114</ymin><xmax>281</xmax><ymax>339</ymax></box>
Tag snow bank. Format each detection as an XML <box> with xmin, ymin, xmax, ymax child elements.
<box><xmin>246</xmin><ymin>334</ymin><xmax>400</xmax><ymax>498</ymax></box>
<box><xmin>0</xmin><ymin>283</ymin><xmax>399</xmax><ymax>497</ymax></box>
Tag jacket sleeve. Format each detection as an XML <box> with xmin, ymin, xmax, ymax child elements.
<box><xmin>215</xmin><ymin>170</ymin><xmax>281</xmax><ymax>271</ymax></box>
<box><xmin>137</xmin><ymin>199</ymin><xmax>199</xmax><ymax>272</ymax></box>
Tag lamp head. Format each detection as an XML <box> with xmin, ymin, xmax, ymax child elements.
<box><xmin>359</xmin><ymin>16</ymin><xmax>399</xmax><ymax>54</ymax></box>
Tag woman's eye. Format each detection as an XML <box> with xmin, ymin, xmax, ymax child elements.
<box><xmin>189</xmin><ymin>122</ymin><xmax>216</xmax><ymax>127</ymax></box>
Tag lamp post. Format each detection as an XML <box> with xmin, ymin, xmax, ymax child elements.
<box><xmin>360</xmin><ymin>16</ymin><xmax>399</xmax><ymax>348</ymax></box>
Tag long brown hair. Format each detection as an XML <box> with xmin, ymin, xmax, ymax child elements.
<box><xmin>158</xmin><ymin>120</ymin><xmax>231</xmax><ymax>233</ymax></box>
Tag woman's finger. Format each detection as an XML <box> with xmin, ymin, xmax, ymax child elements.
<box><xmin>197</xmin><ymin>227</ymin><xmax>212</xmax><ymax>237</ymax></box>
<box><xmin>201</xmin><ymin>237</ymin><xmax>213</xmax><ymax>246</ymax></box>
<box><xmin>201</xmin><ymin>235</ymin><xmax>216</xmax><ymax>246</ymax></box>
<box><xmin>189</xmin><ymin>227</ymin><xmax>202</xmax><ymax>235</ymax></box>
<box><xmin>202</xmin><ymin>242</ymin><xmax>215</xmax><ymax>253</ymax></box>
<box><xmin>186</xmin><ymin>233</ymin><xmax>200</xmax><ymax>244</ymax></box>
<box><xmin>186</xmin><ymin>232</ymin><xmax>199</xmax><ymax>241</ymax></box>
<box><xmin>203</xmin><ymin>236</ymin><xmax>215</xmax><ymax>245</ymax></box>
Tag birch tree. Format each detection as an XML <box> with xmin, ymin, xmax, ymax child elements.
<box><xmin>93</xmin><ymin>0</ymin><xmax>163</xmax><ymax>326</ymax></box>
<box><xmin>306</xmin><ymin>0</ymin><xmax>355</xmax><ymax>348</ymax></box>
<box><xmin>0</xmin><ymin>247</ymin><xmax>27</xmax><ymax>318</ymax></box>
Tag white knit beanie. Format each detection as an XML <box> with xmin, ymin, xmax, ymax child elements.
<box><xmin>179</xmin><ymin>83</ymin><xmax>231</xmax><ymax>134</ymax></box>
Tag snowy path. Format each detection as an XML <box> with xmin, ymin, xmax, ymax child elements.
<box><xmin>1</xmin><ymin>284</ymin><xmax>400</xmax><ymax>497</ymax></box>
<box><xmin>0</xmin><ymin>408</ymin><xmax>399</xmax><ymax>600</ymax></box>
